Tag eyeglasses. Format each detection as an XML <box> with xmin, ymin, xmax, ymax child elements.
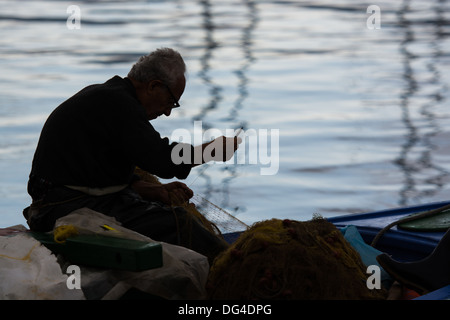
<box><xmin>163</xmin><ymin>83</ymin><xmax>180</xmax><ymax>109</ymax></box>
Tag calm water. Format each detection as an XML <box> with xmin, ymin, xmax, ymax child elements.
<box><xmin>1</xmin><ymin>0</ymin><xmax>450</xmax><ymax>228</ymax></box>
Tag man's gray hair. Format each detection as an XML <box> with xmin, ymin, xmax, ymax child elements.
<box><xmin>128</xmin><ymin>48</ymin><xmax>186</xmax><ymax>86</ymax></box>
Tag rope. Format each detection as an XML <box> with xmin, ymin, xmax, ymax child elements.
<box><xmin>53</xmin><ymin>225</ymin><xmax>79</xmax><ymax>244</ymax></box>
<box><xmin>0</xmin><ymin>243</ymin><xmax>40</xmax><ymax>261</ymax></box>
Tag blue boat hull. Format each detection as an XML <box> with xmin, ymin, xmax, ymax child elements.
<box><xmin>327</xmin><ymin>200</ymin><xmax>450</xmax><ymax>262</ymax></box>
<box><xmin>224</xmin><ymin>200</ymin><xmax>449</xmax><ymax>261</ymax></box>
<box><xmin>223</xmin><ymin>200</ymin><xmax>450</xmax><ymax>299</ymax></box>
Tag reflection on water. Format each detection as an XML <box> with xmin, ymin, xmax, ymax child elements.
<box><xmin>193</xmin><ymin>0</ymin><xmax>258</xmax><ymax>212</ymax></box>
<box><xmin>194</xmin><ymin>0</ymin><xmax>221</xmax><ymax>126</ymax></box>
<box><xmin>394</xmin><ymin>0</ymin><xmax>450</xmax><ymax>206</ymax></box>
<box><xmin>0</xmin><ymin>0</ymin><xmax>450</xmax><ymax>227</ymax></box>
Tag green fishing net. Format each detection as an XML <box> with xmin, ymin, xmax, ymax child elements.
<box><xmin>207</xmin><ymin>218</ymin><xmax>388</xmax><ymax>300</ymax></box>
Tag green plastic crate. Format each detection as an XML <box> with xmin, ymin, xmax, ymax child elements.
<box><xmin>32</xmin><ymin>232</ymin><xmax>163</xmax><ymax>271</ymax></box>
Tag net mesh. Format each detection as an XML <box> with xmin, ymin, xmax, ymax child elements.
<box><xmin>134</xmin><ymin>168</ymin><xmax>387</xmax><ymax>300</ymax></box>
<box><xmin>134</xmin><ymin>167</ymin><xmax>248</xmax><ymax>237</ymax></box>
<box><xmin>190</xmin><ymin>194</ymin><xmax>248</xmax><ymax>234</ymax></box>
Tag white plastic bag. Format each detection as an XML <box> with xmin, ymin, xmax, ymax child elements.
<box><xmin>53</xmin><ymin>208</ymin><xmax>209</xmax><ymax>299</ymax></box>
<box><xmin>0</xmin><ymin>227</ymin><xmax>85</xmax><ymax>300</ymax></box>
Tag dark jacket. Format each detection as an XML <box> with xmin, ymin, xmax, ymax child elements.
<box><xmin>29</xmin><ymin>75</ymin><xmax>192</xmax><ymax>193</ymax></box>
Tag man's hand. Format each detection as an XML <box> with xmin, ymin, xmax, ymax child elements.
<box><xmin>131</xmin><ymin>180</ymin><xmax>193</xmax><ymax>205</ymax></box>
<box><xmin>164</xmin><ymin>181</ymin><xmax>194</xmax><ymax>203</ymax></box>
<box><xmin>194</xmin><ymin>135</ymin><xmax>242</xmax><ymax>165</ymax></box>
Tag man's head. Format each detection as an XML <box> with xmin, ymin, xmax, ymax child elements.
<box><xmin>128</xmin><ymin>48</ymin><xmax>186</xmax><ymax>120</ymax></box>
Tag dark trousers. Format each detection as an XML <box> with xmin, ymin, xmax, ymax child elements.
<box><xmin>24</xmin><ymin>184</ymin><xmax>228</xmax><ymax>263</ymax></box>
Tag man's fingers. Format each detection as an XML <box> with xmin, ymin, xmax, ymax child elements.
<box><xmin>165</xmin><ymin>182</ymin><xmax>193</xmax><ymax>201</ymax></box>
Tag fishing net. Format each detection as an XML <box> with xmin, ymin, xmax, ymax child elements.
<box><xmin>207</xmin><ymin>217</ymin><xmax>388</xmax><ymax>300</ymax></box>
<box><xmin>134</xmin><ymin>168</ymin><xmax>387</xmax><ymax>299</ymax></box>
<box><xmin>134</xmin><ymin>168</ymin><xmax>246</xmax><ymax>263</ymax></box>
<box><xmin>189</xmin><ymin>195</ymin><xmax>248</xmax><ymax>235</ymax></box>
<box><xmin>134</xmin><ymin>167</ymin><xmax>247</xmax><ymax>236</ymax></box>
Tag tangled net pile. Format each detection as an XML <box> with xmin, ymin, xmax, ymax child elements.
<box><xmin>207</xmin><ymin>218</ymin><xmax>388</xmax><ymax>300</ymax></box>
<box><xmin>134</xmin><ymin>167</ymin><xmax>387</xmax><ymax>300</ymax></box>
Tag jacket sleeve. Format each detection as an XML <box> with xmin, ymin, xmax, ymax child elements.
<box><xmin>121</xmin><ymin>111</ymin><xmax>193</xmax><ymax>180</ymax></box>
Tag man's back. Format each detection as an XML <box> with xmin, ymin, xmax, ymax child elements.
<box><xmin>30</xmin><ymin>76</ymin><xmax>147</xmax><ymax>188</ymax></box>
